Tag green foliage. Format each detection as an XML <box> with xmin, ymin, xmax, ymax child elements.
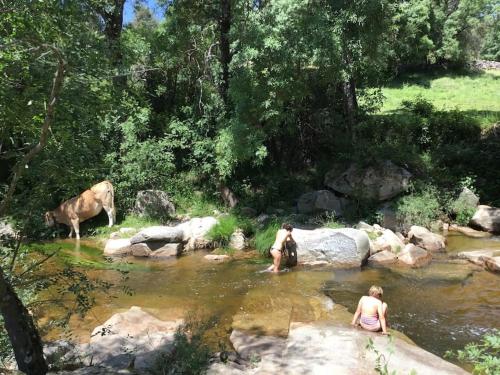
<box><xmin>396</xmin><ymin>185</ymin><xmax>442</xmax><ymax>229</ymax></box>
<box><xmin>207</xmin><ymin>215</ymin><xmax>238</xmax><ymax>246</ymax></box>
<box><xmin>255</xmin><ymin>221</ymin><xmax>280</xmax><ymax>257</ymax></box>
<box><xmin>446</xmin><ymin>330</ymin><xmax>500</xmax><ymax>375</ymax></box>
<box><xmin>365</xmin><ymin>336</ymin><xmax>398</xmax><ymax>375</ymax></box>
<box><xmin>314</xmin><ymin>212</ymin><xmax>345</xmax><ymax>229</ymax></box>
<box><xmin>147</xmin><ymin>316</ymin><xmax>216</xmax><ymax>375</ymax></box>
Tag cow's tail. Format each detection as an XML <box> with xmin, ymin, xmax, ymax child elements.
<box><xmin>105</xmin><ymin>181</ymin><xmax>116</xmax><ymax>225</ymax></box>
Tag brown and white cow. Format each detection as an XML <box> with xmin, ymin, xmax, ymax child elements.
<box><xmin>44</xmin><ymin>181</ymin><xmax>116</xmax><ymax>240</ymax></box>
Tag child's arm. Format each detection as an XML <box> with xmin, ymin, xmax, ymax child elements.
<box><xmin>351</xmin><ymin>297</ymin><xmax>363</xmax><ymax>326</ymax></box>
<box><xmin>378</xmin><ymin>302</ymin><xmax>388</xmax><ymax>334</ymax></box>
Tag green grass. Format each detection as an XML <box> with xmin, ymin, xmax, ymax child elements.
<box><xmin>255</xmin><ymin>221</ymin><xmax>280</xmax><ymax>257</ymax></box>
<box><xmin>207</xmin><ymin>215</ymin><xmax>238</xmax><ymax>245</ymax></box>
<box><xmin>380</xmin><ymin>70</ymin><xmax>500</xmax><ymax>128</ymax></box>
<box><xmin>91</xmin><ymin>214</ymin><xmax>161</xmax><ymax>239</ymax></box>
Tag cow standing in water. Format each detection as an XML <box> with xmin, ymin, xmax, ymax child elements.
<box><xmin>44</xmin><ymin>181</ymin><xmax>115</xmax><ymax>240</ymax></box>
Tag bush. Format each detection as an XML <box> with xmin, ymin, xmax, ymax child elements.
<box><xmin>255</xmin><ymin>221</ymin><xmax>280</xmax><ymax>257</ymax></box>
<box><xmin>445</xmin><ymin>330</ymin><xmax>500</xmax><ymax>375</ymax></box>
<box><xmin>207</xmin><ymin>215</ymin><xmax>238</xmax><ymax>247</ymax></box>
<box><xmin>396</xmin><ymin>185</ymin><xmax>442</xmax><ymax>229</ymax></box>
<box><xmin>147</xmin><ymin>316</ymin><xmax>216</xmax><ymax>375</ymax></box>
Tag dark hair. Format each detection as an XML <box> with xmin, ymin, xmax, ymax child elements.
<box><xmin>282</xmin><ymin>223</ymin><xmax>293</xmax><ymax>231</ymax></box>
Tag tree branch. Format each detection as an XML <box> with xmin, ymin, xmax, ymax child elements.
<box><xmin>0</xmin><ymin>45</ymin><xmax>66</xmax><ymax>217</ymax></box>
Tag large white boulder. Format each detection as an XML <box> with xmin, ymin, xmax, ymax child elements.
<box><xmin>408</xmin><ymin>226</ymin><xmax>446</xmax><ymax>252</ymax></box>
<box><xmin>130</xmin><ymin>226</ymin><xmax>184</xmax><ymax>244</ymax></box>
<box><xmin>297</xmin><ymin>190</ymin><xmax>348</xmax><ymax>215</ymax></box>
<box><xmin>324</xmin><ymin>161</ymin><xmax>412</xmax><ymax>201</ymax></box>
<box><xmin>292</xmin><ymin>228</ymin><xmax>370</xmax><ymax>267</ymax></box>
<box><xmin>470</xmin><ymin>205</ymin><xmax>500</xmax><ymax>234</ymax></box>
<box><xmin>177</xmin><ymin>216</ymin><xmax>218</xmax><ymax>250</ymax></box>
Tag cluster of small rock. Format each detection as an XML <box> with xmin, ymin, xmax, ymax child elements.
<box><xmin>361</xmin><ymin>223</ymin><xmax>445</xmax><ymax>268</ymax></box>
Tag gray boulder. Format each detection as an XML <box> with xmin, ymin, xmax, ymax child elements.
<box><xmin>325</xmin><ymin>160</ymin><xmax>411</xmax><ymax>201</ymax></box>
<box><xmin>408</xmin><ymin>226</ymin><xmax>446</xmax><ymax>252</ymax></box>
<box><xmin>130</xmin><ymin>226</ymin><xmax>184</xmax><ymax>244</ymax></box>
<box><xmin>470</xmin><ymin>205</ymin><xmax>500</xmax><ymax>233</ymax></box>
<box><xmin>367</xmin><ymin>250</ymin><xmax>398</xmax><ymax>266</ymax></box>
<box><xmin>292</xmin><ymin>228</ymin><xmax>370</xmax><ymax>267</ymax></box>
<box><xmin>452</xmin><ymin>187</ymin><xmax>479</xmax><ymax>212</ymax></box>
<box><xmin>369</xmin><ymin>228</ymin><xmax>405</xmax><ymax>255</ymax></box>
<box><xmin>398</xmin><ymin>244</ymin><xmax>432</xmax><ymax>268</ymax></box>
<box><xmin>104</xmin><ymin>239</ymin><xmax>132</xmax><ymax>257</ymax></box>
<box><xmin>134</xmin><ymin>190</ymin><xmax>175</xmax><ymax>219</ymax></box>
<box><xmin>229</xmin><ymin>229</ymin><xmax>246</xmax><ymax>250</ymax></box>
<box><xmin>88</xmin><ymin>306</ymin><xmax>181</xmax><ymax>371</ymax></box>
<box><xmin>177</xmin><ymin>216</ymin><xmax>218</xmax><ymax>250</ymax></box>
<box><xmin>297</xmin><ymin>190</ymin><xmax>348</xmax><ymax>215</ymax></box>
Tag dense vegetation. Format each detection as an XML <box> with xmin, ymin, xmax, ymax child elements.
<box><xmin>0</xmin><ymin>1</ymin><xmax>499</xmax><ymax>372</ymax></box>
<box><xmin>1</xmin><ymin>0</ymin><xmax>499</xmax><ymax>238</ymax></box>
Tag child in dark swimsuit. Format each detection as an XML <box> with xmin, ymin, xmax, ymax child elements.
<box><xmin>351</xmin><ymin>285</ymin><xmax>389</xmax><ymax>335</ymax></box>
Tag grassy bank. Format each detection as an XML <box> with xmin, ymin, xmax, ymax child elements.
<box><xmin>380</xmin><ymin>69</ymin><xmax>500</xmax><ymax>128</ymax></box>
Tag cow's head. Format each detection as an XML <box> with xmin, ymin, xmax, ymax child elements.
<box><xmin>44</xmin><ymin>211</ymin><xmax>56</xmax><ymax>227</ymax></box>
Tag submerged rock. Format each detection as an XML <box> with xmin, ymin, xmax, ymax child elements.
<box><xmin>204</xmin><ymin>254</ymin><xmax>230</xmax><ymax>261</ymax></box>
<box><xmin>458</xmin><ymin>249</ymin><xmax>500</xmax><ymax>273</ymax></box>
<box><xmin>470</xmin><ymin>205</ymin><xmax>500</xmax><ymax>234</ymax></box>
<box><xmin>408</xmin><ymin>226</ymin><xmax>446</xmax><ymax>252</ymax></box>
<box><xmin>293</xmin><ymin>228</ymin><xmax>370</xmax><ymax>267</ymax></box>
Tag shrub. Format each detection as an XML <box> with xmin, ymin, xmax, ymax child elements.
<box><xmin>207</xmin><ymin>215</ymin><xmax>238</xmax><ymax>247</ymax></box>
<box><xmin>445</xmin><ymin>330</ymin><xmax>500</xmax><ymax>375</ymax></box>
<box><xmin>395</xmin><ymin>185</ymin><xmax>442</xmax><ymax>229</ymax></box>
<box><xmin>255</xmin><ymin>221</ymin><xmax>280</xmax><ymax>257</ymax></box>
<box><xmin>147</xmin><ymin>316</ymin><xmax>216</xmax><ymax>375</ymax></box>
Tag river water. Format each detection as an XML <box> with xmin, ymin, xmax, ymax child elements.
<box><xmin>37</xmin><ymin>232</ymin><xmax>500</xmax><ymax>364</ymax></box>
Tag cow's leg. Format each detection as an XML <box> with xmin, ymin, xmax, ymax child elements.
<box><xmin>103</xmin><ymin>205</ymin><xmax>114</xmax><ymax>227</ymax></box>
<box><xmin>68</xmin><ymin>226</ymin><xmax>74</xmax><ymax>238</ymax></box>
<box><xmin>71</xmin><ymin>219</ymin><xmax>80</xmax><ymax>240</ymax></box>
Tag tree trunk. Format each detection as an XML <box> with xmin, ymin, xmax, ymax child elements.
<box><xmin>0</xmin><ymin>45</ymin><xmax>66</xmax><ymax>375</ymax></box>
<box><xmin>219</xmin><ymin>0</ymin><xmax>232</xmax><ymax>106</ymax></box>
<box><xmin>341</xmin><ymin>46</ymin><xmax>358</xmax><ymax>143</ymax></box>
<box><xmin>0</xmin><ymin>270</ymin><xmax>47</xmax><ymax>375</ymax></box>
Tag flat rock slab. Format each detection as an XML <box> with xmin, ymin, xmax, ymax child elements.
<box><xmin>392</xmin><ymin>262</ymin><xmax>475</xmax><ymax>283</ymax></box>
<box><xmin>448</xmin><ymin>224</ymin><xmax>492</xmax><ymax>238</ymax></box>
<box><xmin>130</xmin><ymin>226</ymin><xmax>184</xmax><ymax>244</ymax></box>
<box><xmin>459</xmin><ymin>249</ymin><xmax>500</xmax><ymax>273</ymax></box>
<box><xmin>222</xmin><ymin>323</ymin><xmax>469</xmax><ymax>375</ymax></box>
<box><xmin>87</xmin><ymin>306</ymin><xmax>182</xmax><ymax>372</ymax></box>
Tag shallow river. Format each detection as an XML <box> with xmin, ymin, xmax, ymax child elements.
<box><xmin>37</xmin><ymin>232</ymin><xmax>500</xmax><ymax>363</ymax></box>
